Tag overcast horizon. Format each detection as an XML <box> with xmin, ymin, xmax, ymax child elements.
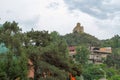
<box><xmin>0</xmin><ymin>0</ymin><xmax>120</xmax><ymax>40</ymax></box>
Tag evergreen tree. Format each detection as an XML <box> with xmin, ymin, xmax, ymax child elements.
<box><xmin>75</xmin><ymin>46</ymin><xmax>90</xmax><ymax>65</ymax></box>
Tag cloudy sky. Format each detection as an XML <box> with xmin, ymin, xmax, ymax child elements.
<box><xmin>0</xmin><ymin>0</ymin><xmax>120</xmax><ymax>39</ymax></box>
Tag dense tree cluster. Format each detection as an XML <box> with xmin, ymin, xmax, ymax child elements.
<box><xmin>0</xmin><ymin>21</ymin><xmax>28</xmax><ymax>79</ymax></box>
<box><xmin>0</xmin><ymin>21</ymin><xmax>81</xmax><ymax>80</ymax></box>
<box><xmin>0</xmin><ymin>21</ymin><xmax>120</xmax><ymax>80</ymax></box>
<box><xmin>101</xmin><ymin>35</ymin><xmax>120</xmax><ymax>79</ymax></box>
<box><xmin>102</xmin><ymin>35</ymin><xmax>120</xmax><ymax>69</ymax></box>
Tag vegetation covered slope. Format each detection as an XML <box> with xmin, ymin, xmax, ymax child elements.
<box><xmin>101</xmin><ymin>35</ymin><xmax>120</xmax><ymax>49</ymax></box>
<box><xmin>1</xmin><ymin>21</ymin><xmax>120</xmax><ymax>80</ymax></box>
<box><xmin>101</xmin><ymin>35</ymin><xmax>120</xmax><ymax>69</ymax></box>
<box><xmin>62</xmin><ymin>32</ymin><xmax>101</xmax><ymax>46</ymax></box>
<box><xmin>101</xmin><ymin>35</ymin><xmax>120</xmax><ymax>55</ymax></box>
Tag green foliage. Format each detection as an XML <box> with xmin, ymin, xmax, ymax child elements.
<box><xmin>104</xmin><ymin>53</ymin><xmax>120</xmax><ymax>69</ymax></box>
<box><xmin>26</xmin><ymin>30</ymin><xmax>51</xmax><ymax>47</ymax></box>
<box><xmin>75</xmin><ymin>46</ymin><xmax>90</xmax><ymax>65</ymax></box>
<box><xmin>0</xmin><ymin>50</ymin><xmax>28</xmax><ymax>80</ymax></box>
<box><xmin>82</xmin><ymin>64</ymin><xmax>104</xmax><ymax>80</ymax></box>
<box><xmin>0</xmin><ymin>21</ymin><xmax>23</xmax><ymax>55</ymax></box>
<box><xmin>35</xmin><ymin>61</ymin><xmax>68</xmax><ymax>80</ymax></box>
<box><xmin>111</xmin><ymin>35</ymin><xmax>120</xmax><ymax>48</ymax></box>
<box><xmin>0</xmin><ymin>21</ymin><xmax>28</xmax><ymax>79</ymax></box>
<box><xmin>4</xmin><ymin>21</ymin><xmax>120</xmax><ymax>80</ymax></box>
<box><xmin>101</xmin><ymin>35</ymin><xmax>120</xmax><ymax>53</ymax></box>
<box><xmin>3</xmin><ymin>21</ymin><xmax>21</xmax><ymax>34</ymax></box>
<box><xmin>102</xmin><ymin>35</ymin><xmax>120</xmax><ymax>75</ymax></box>
<box><xmin>63</xmin><ymin>32</ymin><xmax>101</xmax><ymax>46</ymax></box>
<box><xmin>41</xmin><ymin>43</ymin><xmax>79</xmax><ymax>75</ymax></box>
<box><xmin>109</xmin><ymin>75</ymin><xmax>120</xmax><ymax>80</ymax></box>
<box><xmin>50</xmin><ymin>31</ymin><xmax>69</xmax><ymax>58</ymax></box>
<box><xmin>106</xmin><ymin>68</ymin><xmax>118</xmax><ymax>79</ymax></box>
<box><xmin>24</xmin><ymin>30</ymin><xmax>82</xmax><ymax>79</ymax></box>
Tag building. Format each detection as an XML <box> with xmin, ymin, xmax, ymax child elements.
<box><xmin>89</xmin><ymin>47</ymin><xmax>112</xmax><ymax>64</ymax></box>
<box><xmin>73</xmin><ymin>23</ymin><xmax>84</xmax><ymax>33</ymax></box>
<box><xmin>68</xmin><ymin>46</ymin><xmax>112</xmax><ymax>64</ymax></box>
<box><xmin>68</xmin><ymin>46</ymin><xmax>77</xmax><ymax>62</ymax></box>
<box><xmin>68</xmin><ymin>46</ymin><xmax>76</xmax><ymax>56</ymax></box>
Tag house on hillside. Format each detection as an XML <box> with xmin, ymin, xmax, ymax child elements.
<box><xmin>68</xmin><ymin>46</ymin><xmax>77</xmax><ymax>62</ymax></box>
<box><xmin>68</xmin><ymin>46</ymin><xmax>76</xmax><ymax>56</ymax></box>
<box><xmin>89</xmin><ymin>47</ymin><xmax>112</xmax><ymax>64</ymax></box>
<box><xmin>68</xmin><ymin>46</ymin><xmax>112</xmax><ymax>64</ymax></box>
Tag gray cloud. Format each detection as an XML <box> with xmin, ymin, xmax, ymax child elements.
<box><xmin>0</xmin><ymin>0</ymin><xmax>120</xmax><ymax>39</ymax></box>
<box><xmin>47</xmin><ymin>2</ymin><xmax>59</xmax><ymax>9</ymax></box>
<box><xmin>19</xmin><ymin>15</ymin><xmax>40</xmax><ymax>31</ymax></box>
<box><xmin>95</xmin><ymin>12</ymin><xmax>120</xmax><ymax>37</ymax></box>
<box><xmin>64</xmin><ymin>0</ymin><xmax>120</xmax><ymax>19</ymax></box>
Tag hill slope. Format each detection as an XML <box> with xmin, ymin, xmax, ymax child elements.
<box><xmin>101</xmin><ymin>35</ymin><xmax>120</xmax><ymax>53</ymax></box>
<box><xmin>62</xmin><ymin>32</ymin><xmax>101</xmax><ymax>46</ymax></box>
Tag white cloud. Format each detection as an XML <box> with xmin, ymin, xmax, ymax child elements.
<box><xmin>0</xmin><ymin>0</ymin><xmax>120</xmax><ymax>39</ymax></box>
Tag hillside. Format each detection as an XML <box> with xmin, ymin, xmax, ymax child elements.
<box><xmin>62</xmin><ymin>32</ymin><xmax>101</xmax><ymax>46</ymax></box>
<box><xmin>101</xmin><ymin>35</ymin><xmax>120</xmax><ymax>53</ymax></box>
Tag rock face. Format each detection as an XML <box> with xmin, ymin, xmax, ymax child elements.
<box><xmin>73</xmin><ymin>23</ymin><xmax>84</xmax><ymax>33</ymax></box>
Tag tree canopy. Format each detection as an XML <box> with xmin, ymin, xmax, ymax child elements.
<box><xmin>0</xmin><ymin>21</ymin><xmax>83</xmax><ymax>80</ymax></box>
<box><xmin>1</xmin><ymin>21</ymin><xmax>120</xmax><ymax>80</ymax></box>
<box><xmin>63</xmin><ymin>32</ymin><xmax>101</xmax><ymax>46</ymax></box>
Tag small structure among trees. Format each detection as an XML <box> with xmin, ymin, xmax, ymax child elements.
<box><xmin>68</xmin><ymin>46</ymin><xmax>112</xmax><ymax>64</ymax></box>
<box><xmin>89</xmin><ymin>47</ymin><xmax>112</xmax><ymax>64</ymax></box>
<box><xmin>68</xmin><ymin>46</ymin><xmax>76</xmax><ymax>56</ymax></box>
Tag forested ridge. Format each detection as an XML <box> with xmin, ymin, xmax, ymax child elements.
<box><xmin>62</xmin><ymin>32</ymin><xmax>101</xmax><ymax>46</ymax></box>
